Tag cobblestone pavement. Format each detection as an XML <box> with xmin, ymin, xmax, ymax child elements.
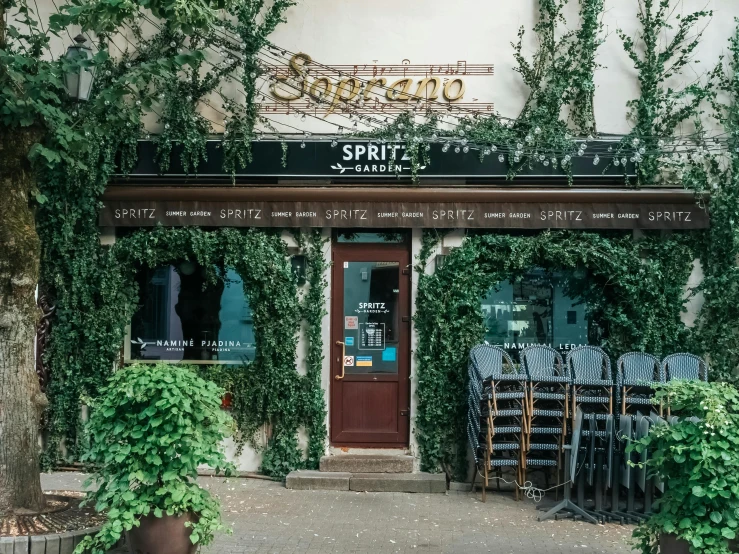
<box><xmin>42</xmin><ymin>472</ymin><xmax>636</xmax><ymax>554</ymax></box>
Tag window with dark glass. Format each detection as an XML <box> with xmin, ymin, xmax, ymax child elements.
<box><xmin>482</xmin><ymin>268</ymin><xmax>589</xmax><ymax>351</ymax></box>
<box><xmin>128</xmin><ymin>263</ymin><xmax>255</xmax><ymax>363</ymax></box>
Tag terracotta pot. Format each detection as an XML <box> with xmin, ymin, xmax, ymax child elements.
<box><xmin>126</xmin><ymin>513</ymin><xmax>198</xmax><ymax>554</ymax></box>
<box><xmin>221</xmin><ymin>392</ymin><xmax>233</xmax><ymax>409</ymax></box>
<box><xmin>661</xmin><ymin>534</ymin><xmax>739</xmax><ymax>554</ymax></box>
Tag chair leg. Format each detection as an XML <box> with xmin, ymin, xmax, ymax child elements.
<box><xmin>622</xmin><ymin>386</ymin><xmax>626</xmax><ymax>415</ymax></box>
<box><xmin>482</xmin><ymin>462</ymin><xmax>487</xmax><ymax>503</ymax></box>
<box><xmin>515</xmin><ymin>464</ymin><xmax>521</xmax><ymax>501</ymax></box>
<box><xmin>608</xmin><ymin>387</ymin><xmax>613</xmax><ymax>415</ymax></box>
<box><xmin>483</xmin><ymin>431</ymin><xmax>489</xmax><ymax>503</ymax></box>
<box><xmin>571</xmin><ymin>386</ymin><xmax>577</xmax><ymax>424</ymax></box>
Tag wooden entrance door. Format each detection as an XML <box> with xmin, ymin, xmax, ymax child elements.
<box><xmin>330</xmin><ymin>243</ymin><xmax>411</xmax><ymax>446</ymax></box>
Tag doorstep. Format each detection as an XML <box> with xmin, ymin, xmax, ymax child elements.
<box><xmin>285</xmin><ymin>470</ymin><xmax>446</xmax><ymax>493</ymax></box>
<box><xmin>319</xmin><ymin>454</ymin><xmax>414</xmax><ymax>473</ymax></box>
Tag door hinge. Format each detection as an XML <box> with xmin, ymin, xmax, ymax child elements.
<box><xmin>402</xmin><ymin>268</ymin><xmax>410</xmax><ymax>275</ymax></box>
<box><xmin>400</xmin><ymin>408</ymin><xmax>410</xmax><ymax>416</ymax></box>
<box><xmin>401</xmin><ymin>316</ymin><xmax>410</xmax><ymax>323</ymax></box>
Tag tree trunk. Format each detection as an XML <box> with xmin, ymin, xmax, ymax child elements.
<box><xmin>0</xmin><ymin>127</ymin><xmax>47</xmax><ymax>517</ymax></box>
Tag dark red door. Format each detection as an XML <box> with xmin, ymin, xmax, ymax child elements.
<box><xmin>330</xmin><ymin>244</ymin><xmax>411</xmax><ymax>446</ymax></box>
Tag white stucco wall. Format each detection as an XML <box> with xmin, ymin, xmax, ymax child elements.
<box><xmin>25</xmin><ymin>0</ymin><xmax>739</xmax><ymax>136</ymax></box>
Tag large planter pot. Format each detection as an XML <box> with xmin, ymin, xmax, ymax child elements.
<box><xmin>126</xmin><ymin>513</ymin><xmax>198</xmax><ymax>554</ymax></box>
<box><xmin>661</xmin><ymin>534</ymin><xmax>739</xmax><ymax>553</ymax></box>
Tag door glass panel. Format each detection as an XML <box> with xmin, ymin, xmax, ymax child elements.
<box><xmin>342</xmin><ymin>261</ymin><xmax>399</xmax><ymax>374</ymax></box>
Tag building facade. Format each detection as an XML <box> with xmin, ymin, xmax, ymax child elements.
<box><xmin>29</xmin><ymin>0</ymin><xmax>739</xmax><ymax>475</ymax></box>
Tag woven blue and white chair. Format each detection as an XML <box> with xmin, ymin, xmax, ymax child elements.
<box><xmin>662</xmin><ymin>353</ymin><xmax>708</xmax><ymax>416</ymax></box>
<box><xmin>467</xmin><ymin>344</ymin><xmax>526</xmax><ymax>501</ymax></box>
<box><xmin>616</xmin><ymin>352</ymin><xmax>663</xmax><ymax>415</ymax></box>
<box><xmin>567</xmin><ymin>346</ymin><xmax>614</xmax><ymax>422</ymax></box>
<box><xmin>662</xmin><ymin>353</ymin><xmax>708</xmax><ymax>382</ymax></box>
<box><xmin>520</xmin><ymin>345</ymin><xmax>569</xmax><ymax>487</ymax></box>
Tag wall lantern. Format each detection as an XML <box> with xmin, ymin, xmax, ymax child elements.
<box><xmin>291</xmin><ymin>255</ymin><xmax>307</xmax><ymax>286</ymax></box>
<box><xmin>435</xmin><ymin>254</ymin><xmax>447</xmax><ymax>270</ymax></box>
<box><xmin>63</xmin><ymin>35</ymin><xmax>95</xmax><ymax>101</ymax></box>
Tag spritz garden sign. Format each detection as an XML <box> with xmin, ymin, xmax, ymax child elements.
<box><xmin>120</xmin><ymin>140</ymin><xmax>634</xmax><ymax>178</ymax></box>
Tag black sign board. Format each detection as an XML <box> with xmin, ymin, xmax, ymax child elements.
<box><xmin>99</xmin><ymin>199</ymin><xmax>708</xmax><ymax>229</ymax></box>
<box><xmin>120</xmin><ymin>139</ymin><xmax>636</xmax><ymax>180</ymax></box>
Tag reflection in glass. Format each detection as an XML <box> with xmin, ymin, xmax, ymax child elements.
<box><xmin>343</xmin><ymin>262</ymin><xmax>400</xmax><ymax>374</ymax></box>
<box><xmin>336</xmin><ymin>231</ymin><xmax>408</xmax><ymax>243</ymax></box>
<box><xmin>129</xmin><ymin>263</ymin><xmax>255</xmax><ymax>363</ymax></box>
<box><xmin>482</xmin><ymin>268</ymin><xmax>589</xmax><ymax>352</ymax></box>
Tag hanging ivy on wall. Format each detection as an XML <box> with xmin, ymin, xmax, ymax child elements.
<box><xmin>41</xmin><ymin>224</ymin><xmax>327</xmax><ymax>478</ymax></box>
<box><xmin>614</xmin><ymin>0</ymin><xmax>721</xmax><ymax>185</ymax></box>
<box><xmin>296</xmin><ymin>229</ymin><xmax>330</xmax><ymax>469</ymax></box>
<box><xmin>413</xmin><ymin>230</ymin><xmax>696</xmax><ymax>480</ymax></box>
<box><xmin>689</xmin><ymin>22</ymin><xmax>739</xmax><ymax>385</ymax></box>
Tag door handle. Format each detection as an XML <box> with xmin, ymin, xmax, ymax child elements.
<box><xmin>335</xmin><ymin>341</ymin><xmax>346</xmax><ymax>380</ymax></box>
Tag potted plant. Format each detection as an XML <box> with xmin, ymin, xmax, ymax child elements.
<box><xmin>75</xmin><ymin>363</ymin><xmax>236</xmax><ymax>554</ymax></box>
<box><xmin>628</xmin><ymin>380</ymin><xmax>739</xmax><ymax>554</ymax></box>
<box><xmin>194</xmin><ymin>365</ymin><xmax>235</xmax><ymax>410</ymax></box>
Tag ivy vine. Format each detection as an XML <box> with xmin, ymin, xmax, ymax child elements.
<box><xmin>689</xmin><ymin>21</ymin><xmax>739</xmax><ymax>385</ymax></box>
<box><xmin>41</xmin><ymin>225</ymin><xmax>326</xmax><ymax>479</ymax></box>
<box><xmin>614</xmin><ymin>0</ymin><xmax>721</xmax><ymax>185</ymax></box>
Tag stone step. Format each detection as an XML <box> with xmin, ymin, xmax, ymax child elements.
<box><xmin>285</xmin><ymin>470</ymin><xmax>446</xmax><ymax>493</ymax></box>
<box><xmin>319</xmin><ymin>454</ymin><xmax>414</xmax><ymax>473</ymax></box>
<box><xmin>350</xmin><ymin>472</ymin><xmax>446</xmax><ymax>493</ymax></box>
<box><xmin>286</xmin><ymin>470</ymin><xmax>352</xmax><ymax>491</ymax></box>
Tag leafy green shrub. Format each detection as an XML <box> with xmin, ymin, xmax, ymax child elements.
<box><xmin>75</xmin><ymin>363</ymin><xmax>236</xmax><ymax>554</ymax></box>
<box><xmin>629</xmin><ymin>381</ymin><xmax>739</xmax><ymax>554</ymax></box>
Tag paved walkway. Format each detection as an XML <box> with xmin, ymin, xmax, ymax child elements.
<box><xmin>42</xmin><ymin>472</ymin><xmax>636</xmax><ymax>554</ymax></box>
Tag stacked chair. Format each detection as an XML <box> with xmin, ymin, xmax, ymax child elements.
<box><xmin>568</xmin><ymin>346</ymin><xmax>614</xmax><ymax>419</ymax></box>
<box><xmin>616</xmin><ymin>352</ymin><xmax>663</xmax><ymax>416</ymax></box>
<box><xmin>520</xmin><ymin>345</ymin><xmax>569</xmax><ymax>489</ymax></box>
<box><xmin>467</xmin><ymin>345</ymin><xmax>527</xmax><ymax>501</ymax></box>
<box><xmin>662</xmin><ymin>353</ymin><xmax>708</xmax><ymax>416</ymax></box>
<box><xmin>545</xmin><ymin>347</ymin><xmax>615</xmax><ymax>523</ymax></box>
<box><xmin>663</xmin><ymin>353</ymin><xmax>708</xmax><ymax>382</ymax></box>
<box><xmin>466</xmin><ymin>341</ymin><xmax>711</xmax><ymax>524</ymax></box>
